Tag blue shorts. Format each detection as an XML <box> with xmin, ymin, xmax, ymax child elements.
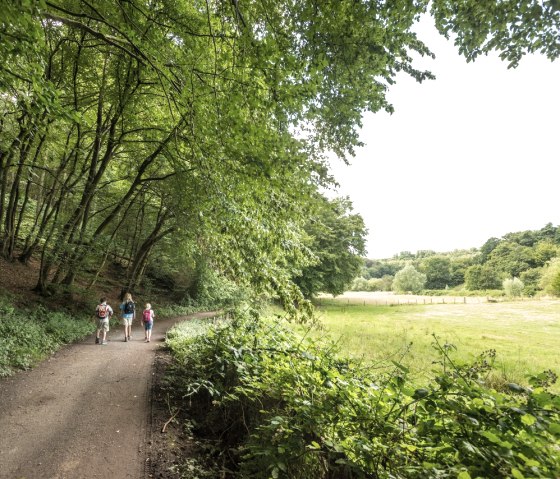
<box><xmin>143</xmin><ymin>321</ymin><xmax>153</xmax><ymax>331</ymax></box>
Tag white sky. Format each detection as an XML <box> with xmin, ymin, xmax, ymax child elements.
<box><xmin>328</xmin><ymin>18</ymin><xmax>560</xmax><ymax>260</ymax></box>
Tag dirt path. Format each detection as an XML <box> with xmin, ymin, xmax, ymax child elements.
<box><xmin>0</xmin><ymin>312</ymin><xmax>216</xmax><ymax>479</ymax></box>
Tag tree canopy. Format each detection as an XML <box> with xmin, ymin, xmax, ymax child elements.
<box><xmin>294</xmin><ymin>196</ymin><xmax>366</xmax><ymax>298</ymax></box>
<box><xmin>1</xmin><ymin>1</ymin><xmax>559</xmax><ymax>305</ymax></box>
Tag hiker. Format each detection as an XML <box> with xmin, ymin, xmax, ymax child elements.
<box><xmin>95</xmin><ymin>297</ymin><xmax>114</xmax><ymax>345</ymax></box>
<box><xmin>142</xmin><ymin>303</ymin><xmax>155</xmax><ymax>342</ymax></box>
<box><xmin>119</xmin><ymin>292</ymin><xmax>136</xmax><ymax>342</ymax></box>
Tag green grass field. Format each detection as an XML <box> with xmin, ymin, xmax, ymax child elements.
<box><xmin>312</xmin><ymin>296</ymin><xmax>560</xmax><ymax>391</ymax></box>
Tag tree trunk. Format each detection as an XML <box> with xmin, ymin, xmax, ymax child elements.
<box><xmin>2</xmin><ymin>126</ymin><xmax>34</xmax><ymax>259</ymax></box>
<box><xmin>126</xmin><ymin>210</ymin><xmax>173</xmax><ymax>291</ymax></box>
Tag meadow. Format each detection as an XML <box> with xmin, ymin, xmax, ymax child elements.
<box><xmin>312</xmin><ymin>293</ymin><xmax>560</xmax><ymax>391</ymax></box>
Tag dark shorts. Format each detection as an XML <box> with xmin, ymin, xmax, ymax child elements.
<box><xmin>144</xmin><ymin>321</ymin><xmax>153</xmax><ymax>331</ymax></box>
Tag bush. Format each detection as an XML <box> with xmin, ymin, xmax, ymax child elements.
<box><xmin>157</xmin><ymin>303</ymin><xmax>207</xmax><ymax>318</ymax></box>
<box><xmin>190</xmin><ymin>266</ymin><xmax>249</xmax><ymax>310</ymax></box>
<box><xmin>520</xmin><ymin>268</ymin><xmax>542</xmax><ymax>296</ymax></box>
<box><xmin>0</xmin><ymin>297</ymin><xmax>94</xmax><ymax>377</ymax></box>
<box><xmin>393</xmin><ymin>265</ymin><xmax>426</xmax><ymax>293</ymax></box>
<box><xmin>165</xmin><ymin>312</ymin><xmax>560</xmax><ymax>478</ymax></box>
<box><xmin>503</xmin><ymin>277</ymin><xmax>524</xmax><ymax>298</ymax></box>
<box><xmin>540</xmin><ymin>258</ymin><xmax>560</xmax><ymax>296</ymax></box>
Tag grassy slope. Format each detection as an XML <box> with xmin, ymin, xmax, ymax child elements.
<box><xmin>314</xmin><ymin>297</ymin><xmax>560</xmax><ymax>390</ymax></box>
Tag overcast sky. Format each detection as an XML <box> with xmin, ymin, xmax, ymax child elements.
<box><xmin>328</xmin><ymin>18</ymin><xmax>560</xmax><ymax>260</ymax></box>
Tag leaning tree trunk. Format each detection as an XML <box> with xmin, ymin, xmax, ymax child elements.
<box><xmin>126</xmin><ymin>210</ymin><xmax>173</xmax><ymax>292</ymax></box>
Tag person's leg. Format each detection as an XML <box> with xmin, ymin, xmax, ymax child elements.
<box><xmin>123</xmin><ymin>322</ymin><xmax>128</xmax><ymax>341</ymax></box>
<box><xmin>96</xmin><ymin>327</ymin><xmax>100</xmax><ymax>343</ymax></box>
<box><xmin>102</xmin><ymin>322</ymin><xmax>109</xmax><ymax>344</ymax></box>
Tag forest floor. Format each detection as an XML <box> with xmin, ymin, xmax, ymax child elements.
<box><xmin>0</xmin><ymin>258</ymin><xmax>211</xmax><ymax>479</ymax></box>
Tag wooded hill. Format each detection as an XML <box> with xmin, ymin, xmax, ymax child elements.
<box><xmin>355</xmin><ymin>223</ymin><xmax>560</xmax><ymax>296</ymax></box>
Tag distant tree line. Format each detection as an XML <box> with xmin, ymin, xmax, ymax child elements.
<box><xmin>352</xmin><ymin>223</ymin><xmax>560</xmax><ymax>296</ymax></box>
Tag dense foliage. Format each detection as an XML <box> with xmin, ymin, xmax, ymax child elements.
<box><xmin>2</xmin><ymin>0</ymin><xmax>424</xmax><ymax>303</ymax></box>
<box><xmin>165</xmin><ymin>311</ymin><xmax>560</xmax><ymax>478</ymax></box>
<box><xmin>0</xmin><ymin>295</ymin><xmax>94</xmax><ymax>376</ymax></box>
<box><xmin>392</xmin><ymin>264</ymin><xmax>427</xmax><ymax>293</ymax></box>
<box><xmin>294</xmin><ymin>197</ymin><xmax>367</xmax><ymax>298</ymax></box>
<box><xmin>3</xmin><ymin>1</ymin><xmax>559</xmax><ymax>304</ymax></box>
<box><xmin>354</xmin><ymin>224</ymin><xmax>560</xmax><ymax>297</ymax></box>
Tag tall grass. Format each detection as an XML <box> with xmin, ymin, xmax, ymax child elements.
<box><xmin>313</xmin><ymin>297</ymin><xmax>560</xmax><ymax>391</ymax></box>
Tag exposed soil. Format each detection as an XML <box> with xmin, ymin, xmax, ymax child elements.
<box><xmin>146</xmin><ymin>350</ymin><xmax>205</xmax><ymax>479</ymax></box>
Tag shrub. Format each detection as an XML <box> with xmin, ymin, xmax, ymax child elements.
<box><xmin>520</xmin><ymin>268</ymin><xmax>542</xmax><ymax>296</ymax></box>
<box><xmin>503</xmin><ymin>277</ymin><xmax>524</xmax><ymax>298</ymax></box>
<box><xmin>350</xmin><ymin>276</ymin><xmax>370</xmax><ymax>291</ymax></box>
<box><xmin>0</xmin><ymin>297</ymin><xmax>94</xmax><ymax>377</ymax></box>
<box><xmin>165</xmin><ymin>312</ymin><xmax>560</xmax><ymax>478</ymax></box>
<box><xmin>392</xmin><ymin>265</ymin><xmax>426</xmax><ymax>293</ymax></box>
<box><xmin>190</xmin><ymin>266</ymin><xmax>249</xmax><ymax>310</ymax></box>
<box><xmin>540</xmin><ymin>258</ymin><xmax>560</xmax><ymax>296</ymax></box>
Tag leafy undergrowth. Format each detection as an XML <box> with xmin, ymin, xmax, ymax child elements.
<box><xmin>164</xmin><ymin>309</ymin><xmax>560</xmax><ymax>479</ymax></box>
<box><xmin>0</xmin><ymin>295</ymin><xmax>94</xmax><ymax>377</ymax></box>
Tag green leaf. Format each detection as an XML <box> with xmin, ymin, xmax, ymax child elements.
<box><xmin>480</xmin><ymin>430</ymin><xmax>500</xmax><ymax>444</ymax></box>
<box><xmin>549</xmin><ymin>422</ymin><xmax>560</xmax><ymax>435</ymax></box>
<box><xmin>520</xmin><ymin>414</ymin><xmax>536</xmax><ymax>426</ymax></box>
<box><xmin>391</xmin><ymin>360</ymin><xmax>410</xmax><ymax>374</ymax></box>
<box><xmin>413</xmin><ymin>388</ymin><xmax>430</xmax><ymax>399</ymax></box>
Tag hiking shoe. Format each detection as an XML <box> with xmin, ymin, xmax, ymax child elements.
<box><xmin>124</xmin><ymin>337</ymin><xmax>128</xmax><ymax>342</ymax></box>
<box><xmin>127</xmin><ymin>336</ymin><xmax>131</xmax><ymax>341</ymax></box>
<box><xmin>95</xmin><ymin>337</ymin><xmax>100</xmax><ymax>344</ymax></box>
<box><xmin>102</xmin><ymin>340</ymin><xmax>108</xmax><ymax>345</ymax></box>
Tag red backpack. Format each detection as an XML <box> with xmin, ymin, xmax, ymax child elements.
<box><xmin>97</xmin><ymin>304</ymin><xmax>108</xmax><ymax>319</ymax></box>
<box><xmin>142</xmin><ymin>309</ymin><xmax>152</xmax><ymax>323</ymax></box>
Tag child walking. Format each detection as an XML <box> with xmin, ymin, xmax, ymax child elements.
<box><xmin>142</xmin><ymin>303</ymin><xmax>155</xmax><ymax>342</ymax></box>
<box><xmin>119</xmin><ymin>292</ymin><xmax>136</xmax><ymax>342</ymax></box>
<box><xmin>95</xmin><ymin>297</ymin><xmax>114</xmax><ymax>345</ymax></box>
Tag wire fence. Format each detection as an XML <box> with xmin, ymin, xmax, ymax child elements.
<box><xmin>315</xmin><ymin>292</ymin><xmax>535</xmax><ymax>307</ymax></box>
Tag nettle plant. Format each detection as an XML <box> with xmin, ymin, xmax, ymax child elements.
<box><xmin>167</xmin><ymin>311</ymin><xmax>560</xmax><ymax>479</ymax></box>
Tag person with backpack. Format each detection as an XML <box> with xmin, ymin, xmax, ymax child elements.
<box><xmin>142</xmin><ymin>303</ymin><xmax>155</xmax><ymax>342</ymax></box>
<box><xmin>95</xmin><ymin>297</ymin><xmax>114</xmax><ymax>345</ymax></box>
<box><xmin>119</xmin><ymin>292</ymin><xmax>136</xmax><ymax>342</ymax></box>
